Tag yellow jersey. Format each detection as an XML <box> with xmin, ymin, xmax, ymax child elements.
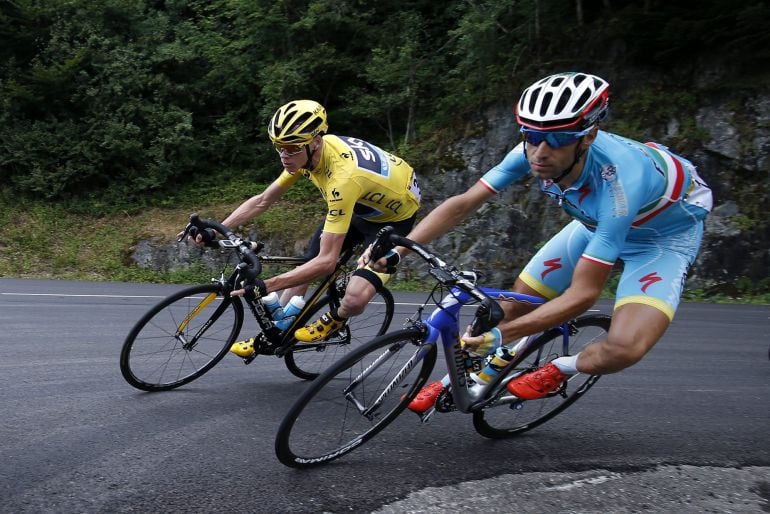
<box><xmin>275</xmin><ymin>135</ymin><xmax>421</xmax><ymax>234</ymax></box>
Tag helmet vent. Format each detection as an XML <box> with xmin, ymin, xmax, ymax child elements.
<box><xmin>575</xmin><ymin>90</ymin><xmax>592</xmax><ymax>110</ymax></box>
<box><xmin>529</xmin><ymin>89</ymin><xmax>540</xmax><ymax>113</ymax></box>
<box><xmin>303</xmin><ymin>117</ymin><xmax>323</xmax><ymax>135</ymax></box>
<box><xmin>540</xmin><ymin>92</ymin><xmax>553</xmax><ymax>117</ymax></box>
<box><xmin>556</xmin><ymin>90</ymin><xmax>572</xmax><ymax>113</ymax></box>
<box><xmin>290</xmin><ymin>112</ymin><xmax>312</xmax><ymax>130</ymax></box>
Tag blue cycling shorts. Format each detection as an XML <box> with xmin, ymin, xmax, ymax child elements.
<box><xmin>519</xmin><ymin>219</ymin><xmax>704</xmax><ymax>320</ymax></box>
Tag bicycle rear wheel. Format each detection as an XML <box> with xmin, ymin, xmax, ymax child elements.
<box><xmin>120</xmin><ymin>284</ymin><xmax>243</xmax><ymax>391</ymax></box>
<box><xmin>275</xmin><ymin>327</ymin><xmax>436</xmax><ymax>468</ymax></box>
<box><xmin>283</xmin><ymin>287</ymin><xmax>395</xmax><ymax>380</ymax></box>
<box><xmin>473</xmin><ymin>314</ymin><xmax>611</xmax><ymax>438</ymax></box>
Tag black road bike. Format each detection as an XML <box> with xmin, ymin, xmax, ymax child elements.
<box><xmin>120</xmin><ymin>214</ymin><xmax>394</xmax><ymax>391</ymax></box>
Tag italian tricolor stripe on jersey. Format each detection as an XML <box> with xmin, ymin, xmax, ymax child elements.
<box><xmin>479</xmin><ymin>177</ymin><xmax>500</xmax><ymax>194</ymax></box>
<box><xmin>580</xmin><ymin>254</ymin><xmax>614</xmax><ymax>268</ymax></box>
<box><xmin>631</xmin><ymin>142</ymin><xmax>687</xmax><ymax>226</ymax></box>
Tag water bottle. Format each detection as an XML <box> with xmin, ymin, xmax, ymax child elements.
<box><xmin>275</xmin><ymin>295</ymin><xmax>306</xmax><ymax>331</ymax></box>
<box><xmin>463</xmin><ymin>350</ymin><xmax>484</xmax><ymax>375</ymax></box>
<box><xmin>471</xmin><ymin>346</ymin><xmax>516</xmax><ymax>385</ymax></box>
<box><xmin>261</xmin><ymin>292</ymin><xmax>284</xmax><ymax>320</ymax></box>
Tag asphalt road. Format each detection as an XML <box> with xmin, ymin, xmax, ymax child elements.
<box><xmin>1</xmin><ymin>278</ymin><xmax>769</xmax><ymax>513</ymax></box>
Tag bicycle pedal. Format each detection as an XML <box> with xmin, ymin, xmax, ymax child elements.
<box><xmin>435</xmin><ymin>388</ymin><xmax>456</xmax><ymax>413</ymax></box>
<box><xmin>418</xmin><ymin>407</ymin><xmax>436</xmax><ymax>424</ymax></box>
<box><xmin>242</xmin><ymin>354</ymin><xmax>258</xmax><ymax>365</ymax></box>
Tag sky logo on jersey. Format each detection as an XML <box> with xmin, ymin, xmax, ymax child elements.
<box><xmin>541</xmin><ymin>258</ymin><xmax>562</xmax><ymax>279</ymax></box>
<box><xmin>340</xmin><ymin>136</ymin><xmax>390</xmax><ymax>176</ymax></box>
<box><xmin>639</xmin><ymin>272</ymin><xmax>663</xmax><ymax>293</ymax></box>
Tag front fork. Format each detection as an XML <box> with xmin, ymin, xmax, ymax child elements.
<box><xmin>343</xmin><ymin>326</ymin><xmax>432</xmax><ymax>420</ymax></box>
<box><xmin>176</xmin><ymin>291</ymin><xmax>232</xmax><ymax>351</ymax></box>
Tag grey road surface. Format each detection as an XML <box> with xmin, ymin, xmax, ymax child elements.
<box><xmin>1</xmin><ymin>278</ymin><xmax>768</xmax><ymax>513</ymax></box>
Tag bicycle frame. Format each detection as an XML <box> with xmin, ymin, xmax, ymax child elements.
<box><xmin>398</xmin><ymin>285</ymin><xmax>579</xmax><ymax>415</ymax></box>
<box><xmin>213</xmin><ymin>246</ymin><xmax>356</xmax><ymax>358</ymax></box>
<box><xmin>275</xmin><ymin>229</ymin><xmax>614</xmax><ymax>467</ymax></box>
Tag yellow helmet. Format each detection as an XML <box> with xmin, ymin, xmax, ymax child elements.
<box><xmin>268</xmin><ymin>100</ymin><xmax>328</xmax><ymax>145</ymax></box>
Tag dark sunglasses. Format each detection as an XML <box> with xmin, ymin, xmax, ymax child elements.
<box><xmin>520</xmin><ymin>127</ymin><xmax>592</xmax><ymax>148</ymax></box>
<box><xmin>274</xmin><ymin>143</ymin><xmax>307</xmax><ymax>156</ymax></box>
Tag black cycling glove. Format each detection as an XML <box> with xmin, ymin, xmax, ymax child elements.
<box><xmin>188</xmin><ymin>226</ymin><xmax>218</xmax><ymax>248</ymax></box>
<box><xmin>241</xmin><ymin>279</ymin><xmax>268</xmax><ymax>301</ymax></box>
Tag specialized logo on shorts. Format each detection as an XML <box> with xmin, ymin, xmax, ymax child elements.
<box><xmin>639</xmin><ymin>272</ymin><xmax>663</xmax><ymax>293</ymax></box>
<box><xmin>541</xmin><ymin>258</ymin><xmax>562</xmax><ymax>279</ymax></box>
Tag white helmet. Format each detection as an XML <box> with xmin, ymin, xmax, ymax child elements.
<box><xmin>516</xmin><ymin>72</ymin><xmax>609</xmax><ymax>131</ymax></box>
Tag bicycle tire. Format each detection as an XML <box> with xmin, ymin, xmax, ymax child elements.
<box><xmin>472</xmin><ymin>313</ymin><xmax>611</xmax><ymax>438</ymax></box>
<box><xmin>283</xmin><ymin>287</ymin><xmax>395</xmax><ymax>380</ymax></box>
<box><xmin>120</xmin><ymin>284</ymin><xmax>243</xmax><ymax>392</ymax></box>
<box><xmin>276</xmin><ymin>327</ymin><xmax>436</xmax><ymax>468</ymax></box>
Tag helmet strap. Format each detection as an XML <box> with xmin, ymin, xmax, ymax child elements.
<box><xmin>303</xmin><ymin>143</ymin><xmax>316</xmax><ymax>170</ymax></box>
<box><xmin>303</xmin><ymin>136</ymin><xmax>322</xmax><ymax>170</ymax></box>
<box><xmin>553</xmin><ymin>140</ymin><xmax>587</xmax><ymax>184</ymax></box>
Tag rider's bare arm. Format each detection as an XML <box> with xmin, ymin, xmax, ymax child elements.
<box><xmin>263</xmin><ymin>231</ymin><xmax>346</xmax><ymax>293</ymax></box>
<box><xmin>402</xmin><ymin>181</ymin><xmax>495</xmax><ymax>251</ymax></box>
<box><xmin>361</xmin><ymin>181</ymin><xmax>496</xmax><ymax>270</ymax></box>
<box><xmin>222</xmin><ymin>180</ymin><xmax>289</xmax><ymax>230</ymax></box>
<box><xmin>463</xmin><ymin>258</ymin><xmax>612</xmax><ymax>351</ymax></box>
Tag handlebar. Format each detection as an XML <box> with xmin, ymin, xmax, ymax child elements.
<box><xmin>180</xmin><ymin>213</ymin><xmax>262</xmax><ymax>280</ymax></box>
<box><xmin>370</xmin><ymin>226</ymin><xmax>504</xmax><ymax>335</ymax></box>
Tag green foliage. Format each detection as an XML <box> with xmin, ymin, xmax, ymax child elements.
<box><xmin>3</xmin><ymin>0</ymin><xmax>768</xmax><ymax>205</ymax></box>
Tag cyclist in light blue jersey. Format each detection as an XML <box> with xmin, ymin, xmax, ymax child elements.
<box><xmin>365</xmin><ymin>72</ymin><xmax>713</xmax><ymax>413</ymax></box>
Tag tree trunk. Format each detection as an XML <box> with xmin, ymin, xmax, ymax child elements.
<box><xmin>576</xmin><ymin>0</ymin><xmax>584</xmax><ymax>25</ymax></box>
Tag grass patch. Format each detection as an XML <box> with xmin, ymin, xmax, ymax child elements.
<box><xmin>1</xmin><ymin>187</ymin><xmax>767</xmax><ymax>303</ymax></box>
<box><xmin>0</xmin><ymin>182</ymin><xmax>324</xmax><ymax>283</ymax></box>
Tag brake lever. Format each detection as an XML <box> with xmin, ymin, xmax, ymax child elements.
<box><xmin>177</xmin><ymin>222</ymin><xmax>193</xmax><ymax>243</ymax></box>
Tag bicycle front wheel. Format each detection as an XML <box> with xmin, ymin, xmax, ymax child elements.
<box><xmin>120</xmin><ymin>284</ymin><xmax>243</xmax><ymax>391</ymax></box>
<box><xmin>276</xmin><ymin>327</ymin><xmax>436</xmax><ymax>468</ymax></box>
<box><xmin>473</xmin><ymin>314</ymin><xmax>611</xmax><ymax>438</ymax></box>
<box><xmin>284</xmin><ymin>287</ymin><xmax>395</xmax><ymax>380</ymax></box>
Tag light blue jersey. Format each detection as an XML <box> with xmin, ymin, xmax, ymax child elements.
<box><xmin>480</xmin><ymin>131</ymin><xmax>713</xmax><ymax>319</ymax></box>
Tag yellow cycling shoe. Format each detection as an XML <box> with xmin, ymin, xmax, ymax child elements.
<box><xmin>294</xmin><ymin>312</ymin><xmax>346</xmax><ymax>343</ymax></box>
<box><xmin>230</xmin><ymin>337</ymin><xmax>255</xmax><ymax>358</ymax></box>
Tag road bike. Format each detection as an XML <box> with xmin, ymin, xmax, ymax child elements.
<box><xmin>120</xmin><ymin>214</ymin><xmax>394</xmax><ymax>391</ymax></box>
<box><xmin>275</xmin><ymin>228</ymin><xmax>611</xmax><ymax>467</ymax></box>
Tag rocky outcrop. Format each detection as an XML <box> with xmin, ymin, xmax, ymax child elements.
<box><xmin>131</xmin><ymin>95</ymin><xmax>770</xmax><ymax>294</ymax></box>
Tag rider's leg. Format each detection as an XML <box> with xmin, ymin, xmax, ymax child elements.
<box><xmin>509</xmin><ymin>221</ymin><xmax>704</xmax><ymax>399</ymax></box>
<box><xmin>337</xmin><ymin>273</ymin><xmax>379</xmax><ymax>318</ymax></box>
<box><xmin>279</xmin><ymin>284</ymin><xmax>310</xmax><ymax>305</ymax></box>
<box><xmin>508</xmin><ymin>298</ymin><xmax>673</xmax><ymax>400</ymax></box>
<box><xmin>575</xmin><ymin>302</ymin><xmax>669</xmax><ymax>375</ymax></box>
<box><xmin>295</xmin><ymin>216</ymin><xmax>416</xmax><ymax>342</ymax></box>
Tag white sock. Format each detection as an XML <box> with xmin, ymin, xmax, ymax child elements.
<box><xmin>552</xmin><ymin>353</ymin><xmax>580</xmax><ymax>374</ymax></box>
<box><xmin>440</xmin><ymin>375</ymin><xmax>451</xmax><ymax>387</ymax></box>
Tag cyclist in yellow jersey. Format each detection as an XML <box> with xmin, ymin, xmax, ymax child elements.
<box><xmin>189</xmin><ymin>100</ymin><xmax>421</xmax><ymax>354</ymax></box>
